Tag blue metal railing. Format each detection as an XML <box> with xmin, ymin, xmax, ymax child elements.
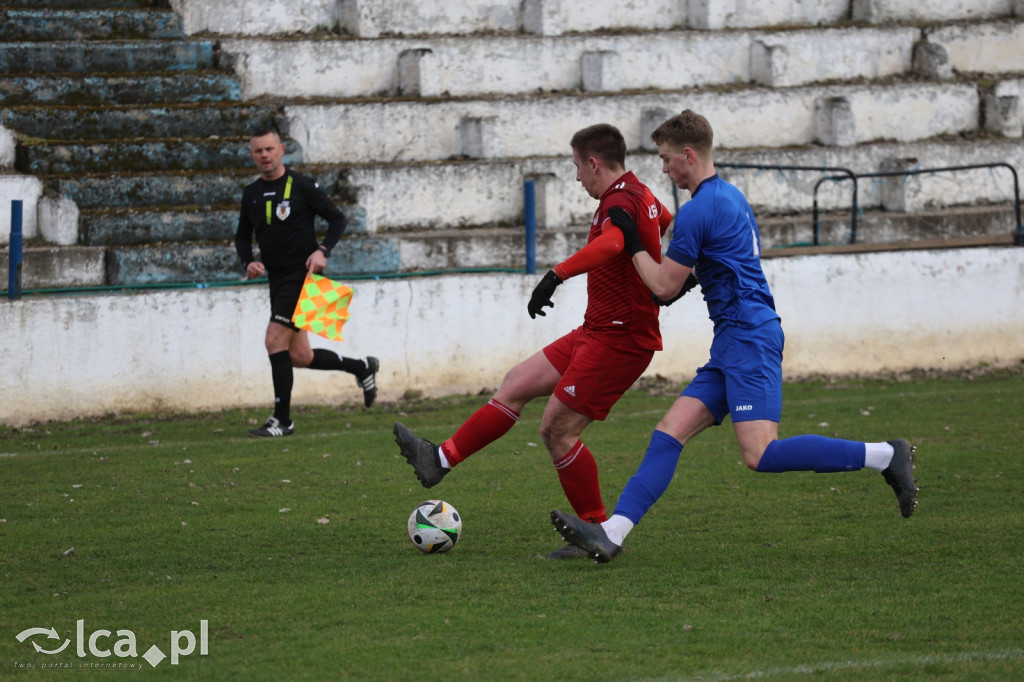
<box><xmin>524</xmin><ymin>179</ymin><xmax>537</xmax><ymax>274</ymax></box>
<box><xmin>7</xmin><ymin>200</ymin><xmax>23</xmax><ymax>300</ymax></box>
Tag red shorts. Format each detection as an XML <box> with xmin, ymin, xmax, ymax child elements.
<box><xmin>543</xmin><ymin>326</ymin><xmax>654</xmax><ymax>421</ymax></box>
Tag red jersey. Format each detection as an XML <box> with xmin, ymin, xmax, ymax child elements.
<box><xmin>583</xmin><ymin>171</ymin><xmax>670</xmax><ymax>351</ymax></box>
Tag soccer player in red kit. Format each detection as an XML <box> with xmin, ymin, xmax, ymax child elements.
<box><xmin>393</xmin><ymin>123</ymin><xmax>673</xmax><ymax>558</ymax></box>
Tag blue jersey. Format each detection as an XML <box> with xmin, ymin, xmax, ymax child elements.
<box><xmin>665</xmin><ymin>175</ymin><xmax>779</xmax><ymax>330</ymax></box>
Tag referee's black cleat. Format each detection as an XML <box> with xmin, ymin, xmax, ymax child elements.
<box><xmin>357</xmin><ymin>356</ymin><xmax>379</xmax><ymax>408</ymax></box>
<box><xmin>550</xmin><ymin>509</ymin><xmax>621</xmax><ymax>563</ymax></box>
<box><xmin>882</xmin><ymin>439</ymin><xmax>917</xmax><ymax>518</ymax></box>
<box><xmin>248</xmin><ymin>416</ymin><xmax>294</xmax><ymax>438</ymax></box>
<box><xmin>393</xmin><ymin>422</ymin><xmax>448</xmax><ymax>488</ymax></box>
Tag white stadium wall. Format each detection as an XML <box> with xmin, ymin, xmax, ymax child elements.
<box><xmin>1</xmin><ymin>247</ymin><xmax>1022</xmax><ymax>426</ymax></box>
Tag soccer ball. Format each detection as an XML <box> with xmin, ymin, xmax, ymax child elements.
<box><xmin>407</xmin><ymin>500</ymin><xmax>462</xmax><ymax>554</ymax></box>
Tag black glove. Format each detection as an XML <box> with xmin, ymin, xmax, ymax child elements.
<box><xmin>527</xmin><ymin>270</ymin><xmax>562</xmax><ymax>319</ymax></box>
<box><xmin>608</xmin><ymin>206</ymin><xmax>645</xmax><ymax>257</ymax></box>
<box><xmin>651</xmin><ymin>273</ymin><xmax>699</xmax><ymax>306</ymax></box>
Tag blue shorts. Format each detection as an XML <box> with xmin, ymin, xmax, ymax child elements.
<box><xmin>681</xmin><ymin>319</ymin><xmax>784</xmax><ymax>424</ymax></box>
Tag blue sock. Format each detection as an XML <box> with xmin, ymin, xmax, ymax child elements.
<box><xmin>756</xmin><ymin>435</ymin><xmax>865</xmax><ymax>473</ymax></box>
<box><xmin>613</xmin><ymin>430</ymin><xmax>684</xmax><ymax>524</ymax></box>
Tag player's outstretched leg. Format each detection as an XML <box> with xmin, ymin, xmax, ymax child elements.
<box><xmin>550</xmin><ymin>509</ymin><xmax>621</xmax><ymax>563</ymax></box>
<box><xmin>393</xmin><ymin>422</ymin><xmax>448</xmax><ymax>488</ymax></box>
<box><xmin>882</xmin><ymin>439</ymin><xmax>917</xmax><ymax>517</ymax></box>
<box><xmin>357</xmin><ymin>357</ymin><xmax>379</xmax><ymax>408</ymax></box>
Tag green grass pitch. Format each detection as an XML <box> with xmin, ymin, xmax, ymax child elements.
<box><xmin>1</xmin><ymin>371</ymin><xmax>1022</xmax><ymax>680</ymax></box>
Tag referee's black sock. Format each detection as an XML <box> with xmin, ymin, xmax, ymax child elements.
<box><xmin>269</xmin><ymin>351</ymin><xmax>293</xmax><ymax>425</ymax></box>
<box><xmin>310</xmin><ymin>349</ymin><xmax>366</xmax><ymax>376</ymax></box>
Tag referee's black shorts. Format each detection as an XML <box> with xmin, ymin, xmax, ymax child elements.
<box><xmin>267</xmin><ymin>267</ymin><xmax>305</xmax><ymax>330</ymax></box>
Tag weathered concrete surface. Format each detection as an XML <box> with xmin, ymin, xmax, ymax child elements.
<box><xmin>984</xmin><ymin>78</ymin><xmax>1024</xmax><ymax>137</ymax></box>
<box><xmin>225</xmin><ymin>27</ymin><xmax>906</xmax><ymax>99</ymax></box>
<box><xmin>928</xmin><ymin>21</ymin><xmax>1024</xmax><ymax>74</ymax></box>
<box><xmin>334</xmin><ymin>139</ymin><xmax>1024</xmax><ymax>237</ymax></box>
<box><xmin>175</xmin><ymin>0</ymin><xmax>1016</xmax><ymax>37</ymax></box>
<box><xmin>285</xmin><ymin>83</ymin><xmax>980</xmax><ymax>165</ymax></box>
<box><xmin>2</xmin><ymin>247</ymin><xmax>1022</xmax><ymax>425</ymax></box>
<box><xmin>0</xmin><ymin>8</ymin><xmax>184</xmax><ymax>41</ymax></box>
<box><xmin>223</xmin><ymin>31</ymin><xmax>747</xmax><ymax>98</ymax></box>
<box><xmin>0</xmin><ymin>246</ymin><xmax>105</xmax><ymax>289</ymax></box>
<box><xmin>0</xmin><ymin>174</ymin><xmax>42</xmax><ymax>244</ymax></box>
<box><xmin>0</xmin><ymin>73</ymin><xmax>243</xmax><ymax>106</ymax></box>
<box><xmin>0</xmin><ymin>40</ymin><xmax>215</xmax><ymax>74</ymax></box>
<box><xmin>0</xmin><ymin>103</ymin><xmax>276</xmax><ymax>142</ymax></box>
<box><xmin>170</xmin><ymin>0</ymin><xmax>693</xmax><ymax>37</ymax></box>
<box><xmin>853</xmin><ymin>0</ymin><xmax>1019</xmax><ymax>23</ymax></box>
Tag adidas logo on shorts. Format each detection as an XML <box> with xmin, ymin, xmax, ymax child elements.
<box><xmin>564</xmin><ymin>385</ymin><xmax>576</xmax><ymax>398</ymax></box>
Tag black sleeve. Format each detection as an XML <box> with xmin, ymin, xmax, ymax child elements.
<box><xmin>235</xmin><ymin>185</ymin><xmax>256</xmax><ymax>268</ymax></box>
<box><xmin>303</xmin><ymin>177</ymin><xmax>347</xmax><ymax>251</ymax></box>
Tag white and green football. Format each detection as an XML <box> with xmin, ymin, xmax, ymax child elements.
<box><xmin>407</xmin><ymin>500</ymin><xmax>462</xmax><ymax>554</ymax></box>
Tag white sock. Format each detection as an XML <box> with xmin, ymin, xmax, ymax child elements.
<box><xmin>437</xmin><ymin>446</ymin><xmax>451</xmax><ymax>470</ymax></box>
<box><xmin>600</xmin><ymin>515</ymin><xmax>634</xmax><ymax>546</ymax></box>
<box><xmin>863</xmin><ymin>442</ymin><xmax>894</xmax><ymax>472</ymax></box>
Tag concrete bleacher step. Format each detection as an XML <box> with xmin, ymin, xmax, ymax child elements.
<box><xmin>6</xmin><ymin>202</ymin><xmax>1013</xmax><ymax>290</ymax></box>
<box><xmin>0</xmin><ymin>40</ymin><xmax>215</xmax><ymax>74</ymax></box>
<box><xmin>85</xmin><ymin>199</ymin><xmax>365</xmax><ymax>250</ymax></box>
<box><xmin>5</xmin><ymin>0</ymin><xmax>1022</xmax><ymax>289</ymax></box>
<box><xmin>223</xmin><ymin>25</ymin><xmax>919</xmax><ymax>100</ymax></box>
<box><xmin>0</xmin><ymin>0</ymin><xmax>304</xmax><ymax>286</ymax></box>
<box><xmin>0</xmin><ymin>103</ymin><xmax>275</xmax><ymax>141</ymax></box>
<box><xmin>2</xmin><ymin>0</ymin><xmax>169</xmax><ymax>8</ymax></box>
<box><xmin>324</xmin><ymin>138</ymin><xmax>1024</xmax><ymax>238</ymax></box>
<box><xmin>185</xmin><ymin>0</ymin><xmax>1020</xmax><ymax>37</ymax></box>
<box><xmin>285</xmin><ymin>81</ymin><xmax>981</xmax><ymax>165</ymax></box>
<box><xmin>221</xmin><ymin>20</ymin><xmax>1024</xmax><ymax>101</ymax></box>
<box><xmin>54</xmin><ymin>165</ymin><xmax>343</xmax><ymax>211</ymax></box>
<box><xmin>0</xmin><ymin>73</ymin><xmax>242</xmax><ymax>105</ymax></box>
<box><xmin>0</xmin><ymin>8</ymin><xmax>184</xmax><ymax>41</ymax></box>
<box><xmin>80</xmin><ymin>207</ymin><xmax>239</xmax><ymax>246</ymax></box>
<box><xmin>50</xmin><ymin>170</ymin><xmax>259</xmax><ymax>209</ymax></box>
<box><xmin>103</xmin><ymin>227</ymin><xmax>389</xmax><ymax>285</ymax></box>
<box><xmin>16</xmin><ymin>137</ymin><xmax>301</xmax><ymax>175</ymax></box>
<box><xmin>104</xmin><ymin>243</ymin><xmax>244</xmax><ymax>286</ymax></box>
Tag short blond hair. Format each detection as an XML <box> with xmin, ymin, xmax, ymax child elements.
<box><xmin>650</xmin><ymin>109</ymin><xmax>713</xmax><ymax>157</ymax></box>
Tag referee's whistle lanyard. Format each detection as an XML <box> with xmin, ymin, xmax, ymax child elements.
<box><xmin>266</xmin><ymin>174</ymin><xmax>293</xmax><ymax>226</ymax></box>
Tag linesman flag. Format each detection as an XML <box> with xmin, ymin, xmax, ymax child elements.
<box><xmin>291</xmin><ymin>273</ymin><xmax>352</xmax><ymax>341</ymax></box>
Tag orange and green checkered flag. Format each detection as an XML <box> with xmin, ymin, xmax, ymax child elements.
<box><xmin>291</xmin><ymin>273</ymin><xmax>353</xmax><ymax>341</ymax></box>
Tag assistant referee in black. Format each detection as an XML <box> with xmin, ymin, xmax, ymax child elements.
<box><xmin>235</xmin><ymin>126</ymin><xmax>379</xmax><ymax>437</ymax></box>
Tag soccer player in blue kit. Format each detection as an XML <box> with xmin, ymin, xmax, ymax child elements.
<box><xmin>551</xmin><ymin>110</ymin><xmax>918</xmax><ymax>563</ymax></box>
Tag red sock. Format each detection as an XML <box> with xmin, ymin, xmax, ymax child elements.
<box><xmin>440</xmin><ymin>399</ymin><xmax>519</xmax><ymax>466</ymax></box>
<box><xmin>554</xmin><ymin>441</ymin><xmax>607</xmax><ymax>523</ymax></box>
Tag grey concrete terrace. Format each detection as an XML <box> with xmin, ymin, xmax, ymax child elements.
<box><xmin>222</xmin><ymin>26</ymin><xmax>922</xmax><ymax>99</ymax></box>
<box><xmin>0</xmin><ymin>40</ymin><xmax>216</xmax><ymax>74</ymax></box>
<box><xmin>2</xmin><ymin>0</ymin><xmax>1022</xmax><ymax>291</ymax></box>
<box><xmin>0</xmin><ymin>73</ymin><xmax>243</xmax><ymax>105</ymax></box>
<box><xmin>0</xmin><ymin>8</ymin><xmax>185</xmax><ymax>41</ymax></box>
<box><xmin>219</xmin><ymin>19</ymin><xmax>1024</xmax><ymax>99</ymax></box>
<box><xmin>327</xmin><ymin>138</ymin><xmax>1024</xmax><ymax>236</ymax></box>
<box><xmin>285</xmin><ymin>81</ymin><xmax>980</xmax><ymax>165</ymax></box>
<box><xmin>169</xmin><ymin>0</ymin><xmax>1021</xmax><ymax>37</ymax></box>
